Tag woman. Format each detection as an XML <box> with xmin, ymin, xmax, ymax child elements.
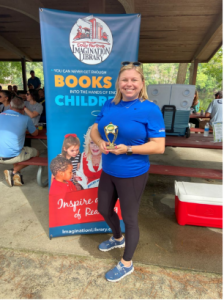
<box><xmin>90</xmin><ymin>62</ymin><xmax>165</xmax><ymax>282</ymax></box>
<box><xmin>76</xmin><ymin>125</ymin><xmax>102</xmax><ymax>189</ymax></box>
<box><xmin>189</xmin><ymin>91</ymin><xmax>200</xmax><ymax>128</ymax></box>
<box><xmin>24</xmin><ymin>89</ymin><xmax>43</xmax><ymax>126</ymax></box>
<box><xmin>0</xmin><ymin>90</ymin><xmax>11</xmax><ymax>112</ymax></box>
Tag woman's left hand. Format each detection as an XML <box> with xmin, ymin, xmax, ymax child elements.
<box><xmin>108</xmin><ymin>144</ymin><xmax>128</xmax><ymax>155</ymax></box>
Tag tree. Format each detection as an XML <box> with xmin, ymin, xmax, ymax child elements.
<box><xmin>203</xmin><ymin>47</ymin><xmax>222</xmax><ymax>89</ymax></box>
<box><xmin>0</xmin><ymin>62</ymin><xmax>22</xmax><ymax>86</ymax></box>
<box><xmin>0</xmin><ymin>61</ymin><xmax>44</xmax><ymax>90</ymax></box>
<box><xmin>176</xmin><ymin>63</ymin><xmax>188</xmax><ymax>84</ymax></box>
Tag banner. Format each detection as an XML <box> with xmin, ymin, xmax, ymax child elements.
<box><xmin>39</xmin><ymin>8</ymin><xmax>141</xmax><ymax>238</ymax></box>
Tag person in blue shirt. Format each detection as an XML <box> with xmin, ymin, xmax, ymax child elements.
<box><xmin>90</xmin><ymin>62</ymin><xmax>166</xmax><ymax>282</ymax></box>
<box><xmin>0</xmin><ymin>97</ymin><xmax>39</xmax><ymax>187</ymax></box>
<box><xmin>27</xmin><ymin>70</ymin><xmax>41</xmax><ymax>90</ymax></box>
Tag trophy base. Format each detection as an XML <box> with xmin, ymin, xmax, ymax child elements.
<box><xmin>106</xmin><ymin>144</ymin><xmax>116</xmax><ymax>150</ymax></box>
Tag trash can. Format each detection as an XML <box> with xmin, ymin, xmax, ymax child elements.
<box><xmin>175</xmin><ymin>181</ymin><xmax>223</xmax><ymax>228</ymax></box>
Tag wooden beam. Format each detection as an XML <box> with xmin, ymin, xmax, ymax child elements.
<box><xmin>118</xmin><ymin>0</ymin><xmax>135</xmax><ymax>13</ymax></box>
<box><xmin>88</xmin><ymin>0</ymin><xmax>105</xmax><ymax>14</ymax></box>
<box><xmin>192</xmin><ymin>11</ymin><xmax>222</xmax><ymax>61</ymax></box>
<box><xmin>189</xmin><ymin>60</ymin><xmax>198</xmax><ymax>85</ymax></box>
<box><xmin>0</xmin><ymin>35</ymin><xmax>32</xmax><ymax>61</ymax></box>
<box><xmin>21</xmin><ymin>58</ymin><xmax>27</xmax><ymax>91</ymax></box>
<box><xmin>206</xmin><ymin>42</ymin><xmax>223</xmax><ymax>62</ymax></box>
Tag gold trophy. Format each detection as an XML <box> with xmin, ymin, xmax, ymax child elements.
<box><xmin>104</xmin><ymin>123</ymin><xmax>118</xmax><ymax>149</ymax></box>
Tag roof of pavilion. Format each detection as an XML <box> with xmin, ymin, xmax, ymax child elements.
<box><xmin>0</xmin><ymin>0</ymin><xmax>222</xmax><ymax>63</ymax></box>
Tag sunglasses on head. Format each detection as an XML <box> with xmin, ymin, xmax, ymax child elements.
<box><xmin>121</xmin><ymin>61</ymin><xmax>142</xmax><ymax>67</ymax></box>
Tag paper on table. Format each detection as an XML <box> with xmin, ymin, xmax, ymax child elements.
<box><xmin>213</xmin><ymin>122</ymin><xmax>223</xmax><ymax>143</ymax></box>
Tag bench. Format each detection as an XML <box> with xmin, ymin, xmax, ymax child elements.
<box><xmin>18</xmin><ymin>158</ymin><xmax>222</xmax><ymax>187</ymax></box>
<box><xmin>17</xmin><ymin>157</ymin><xmax>48</xmax><ymax>187</ymax></box>
<box><xmin>190</xmin><ymin>128</ymin><xmax>213</xmax><ymax>133</ymax></box>
<box><xmin>149</xmin><ymin>164</ymin><xmax>222</xmax><ymax>180</ymax></box>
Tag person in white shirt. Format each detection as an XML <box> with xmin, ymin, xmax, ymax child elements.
<box><xmin>24</xmin><ymin>89</ymin><xmax>43</xmax><ymax>126</ymax></box>
<box><xmin>205</xmin><ymin>91</ymin><xmax>223</xmax><ymax>126</ymax></box>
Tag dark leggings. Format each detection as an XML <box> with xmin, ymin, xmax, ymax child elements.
<box><xmin>98</xmin><ymin>171</ymin><xmax>148</xmax><ymax>261</ymax></box>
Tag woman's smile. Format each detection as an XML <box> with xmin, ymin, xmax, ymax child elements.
<box><xmin>118</xmin><ymin>69</ymin><xmax>143</xmax><ymax>102</ymax></box>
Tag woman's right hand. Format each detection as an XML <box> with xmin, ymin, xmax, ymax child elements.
<box><xmin>98</xmin><ymin>139</ymin><xmax>110</xmax><ymax>154</ymax></box>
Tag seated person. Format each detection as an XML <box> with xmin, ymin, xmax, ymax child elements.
<box><xmin>0</xmin><ymin>90</ymin><xmax>11</xmax><ymax>112</ymax></box>
<box><xmin>24</xmin><ymin>89</ymin><xmax>43</xmax><ymax>126</ymax></box>
<box><xmin>12</xmin><ymin>85</ymin><xmax>18</xmax><ymax>97</ymax></box>
<box><xmin>8</xmin><ymin>85</ymin><xmax>13</xmax><ymax>92</ymax></box>
<box><xmin>49</xmin><ymin>156</ymin><xmax>77</xmax><ymax>197</ymax></box>
<box><xmin>189</xmin><ymin>91</ymin><xmax>200</xmax><ymax>128</ymax></box>
<box><xmin>0</xmin><ymin>97</ymin><xmax>39</xmax><ymax>187</ymax></box>
<box><xmin>18</xmin><ymin>93</ymin><xmax>27</xmax><ymax>101</ymax></box>
<box><xmin>38</xmin><ymin>88</ymin><xmax>45</xmax><ymax>103</ymax></box>
<box><xmin>205</xmin><ymin>91</ymin><xmax>223</xmax><ymax>127</ymax></box>
<box><xmin>38</xmin><ymin>88</ymin><xmax>46</xmax><ymax>123</ymax></box>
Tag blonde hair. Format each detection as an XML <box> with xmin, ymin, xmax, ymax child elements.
<box><xmin>61</xmin><ymin>135</ymin><xmax>80</xmax><ymax>157</ymax></box>
<box><xmin>113</xmin><ymin>64</ymin><xmax>148</xmax><ymax>104</ymax></box>
<box><xmin>84</xmin><ymin>125</ymin><xmax>93</xmax><ymax>160</ymax></box>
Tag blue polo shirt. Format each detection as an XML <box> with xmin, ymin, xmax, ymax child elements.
<box><xmin>95</xmin><ymin>98</ymin><xmax>166</xmax><ymax>178</ymax></box>
<box><xmin>0</xmin><ymin>110</ymin><xmax>36</xmax><ymax>157</ymax></box>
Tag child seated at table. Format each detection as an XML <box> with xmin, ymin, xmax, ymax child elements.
<box><xmin>49</xmin><ymin>156</ymin><xmax>77</xmax><ymax>197</ymax></box>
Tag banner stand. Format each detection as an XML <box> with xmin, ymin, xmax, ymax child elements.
<box><xmin>40</xmin><ymin>8</ymin><xmax>141</xmax><ymax>238</ymax></box>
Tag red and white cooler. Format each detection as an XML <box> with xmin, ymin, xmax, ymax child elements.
<box><xmin>175</xmin><ymin>181</ymin><xmax>223</xmax><ymax>228</ymax></box>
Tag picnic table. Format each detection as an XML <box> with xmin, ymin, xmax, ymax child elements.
<box><xmin>22</xmin><ymin>129</ymin><xmax>222</xmax><ymax>187</ymax></box>
<box><xmin>166</xmin><ymin>134</ymin><xmax>222</xmax><ymax>150</ymax></box>
<box><xmin>149</xmin><ymin>134</ymin><xmax>222</xmax><ymax>180</ymax></box>
<box><xmin>21</xmin><ymin>128</ymin><xmax>48</xmax><ymax>187</ymax></box>
<box><xmin>26</xmin><ymin>128</ymin><xmax>47</xmax><ymax>148</ymax></box>
<box><xmin>190</xmin><ymin>113</ymin><xmax>209</xmax><ymax>119</ymax></box>
<box><xmin>26</xmin><ymin>128</ymin><xmax>47</xmax><ymax>140</ymax></box>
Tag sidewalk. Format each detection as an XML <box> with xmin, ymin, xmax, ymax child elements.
<box><xmin>0</xmin><ymin>248</ymin><xmax>222</xmax><ymax>299</ymax></box>
<box><xmin>0</xmin><ymin>141</ymin><xmax>222</xmax><ymax>299</ymax></box>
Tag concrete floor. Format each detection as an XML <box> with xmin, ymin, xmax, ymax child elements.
<box><xmin>0</xmin><ymin>139</ymin><xmax>222</xmax><ymax>299</ymax></box>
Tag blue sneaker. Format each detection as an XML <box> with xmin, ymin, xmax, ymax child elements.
<box><xmin>98</xmin><ymin>236</ymin><xmax>125</xmax><ymax>252</ymax></box>
<box><xmin>105</xmin><ymin>261</ymin><xmax>134</xmax><ymax>282</ymax></box>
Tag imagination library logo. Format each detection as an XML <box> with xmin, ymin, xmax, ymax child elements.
<box><xmin>69</xmin><ymin>15</ymin><xmax>113</xmax><ymax>65</ymax></box>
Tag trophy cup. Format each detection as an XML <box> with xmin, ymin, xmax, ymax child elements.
<box><xmin>104</xmin><ymin>123</ymin><xmax>118</xmax><ymax>149</ymax></box>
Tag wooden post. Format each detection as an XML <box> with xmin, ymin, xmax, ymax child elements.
<box><xmin>189</xmin><ymin>60</ymin><xmax>199</xmax><ymax>85</ymax></box>
<box><xmin>176</xmin><ymin>63</ymin><xmax>188</xmax><ymax>84</ymax></box>
<box><xmin>21</xmin><ymin>58</ymin><xmax>27</xmax><ymax>92</ymax></box>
